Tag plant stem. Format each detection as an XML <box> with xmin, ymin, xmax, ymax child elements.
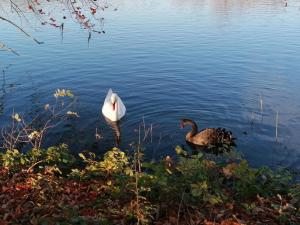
<box><xmin>27</xmin><ymin>160</ymin><xmax>44</xmax><ymax>173</ymax></box>
<box><xmin>177</xmin><ymin>191</ymin><xmax>185</xmax><ymax>225</ymax></box>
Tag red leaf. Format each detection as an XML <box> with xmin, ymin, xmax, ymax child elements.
<box><xmin>90</xmin><ymin>7</ymin><xmax>97</xmax><ymax>15</ymax></box>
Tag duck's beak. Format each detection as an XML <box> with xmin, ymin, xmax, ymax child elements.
<box><xmin>180</xmin><ymin>123</ymin><xmax>184</xmax><ymax>129</ymax></box>
<box><xmin>112</xmin><ymin>102</ymin><xmax>116</xmax><ymax>111</ymax></box>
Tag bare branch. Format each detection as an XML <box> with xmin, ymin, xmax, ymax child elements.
<box><xmin>0</xmin><ymin>41</ymin><xmax>19</xmax><ymax>56</ymax></box>
<box><xmin>0</xmin><ymin>16</ymin><xmax>44</xmax><ymax>44</ymax></box>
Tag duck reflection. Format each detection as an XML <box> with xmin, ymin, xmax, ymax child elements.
<box><xmin>104</xmin><ymin>117</ymin><xmax>121</xmax><ymax>147</ymax></box>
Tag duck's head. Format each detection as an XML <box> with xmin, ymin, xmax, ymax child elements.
<box><xmin>111</xmin><ymin>93</ymin><xmax>118</xmax><ymax>111</ymax></box>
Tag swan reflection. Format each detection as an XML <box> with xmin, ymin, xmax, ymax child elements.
<box><xmin>104</xmin><ymin>117</ymin><xmax>121</xmax><ymax>147</ymax></box>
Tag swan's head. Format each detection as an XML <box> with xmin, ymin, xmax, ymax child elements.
<box><xmin>180</xmin><ymin>119</ymin><xmax>194</xmax><ymax>128</ymax></box>
<box><xmin>180</xmin><ymin>119</ymin><xmax>185</xmax><ymax>128</ymax></box>
<box><xmin>111</xmin><ymin>93</ymin><xmax>118</xmax><ymax>111</ymax></box>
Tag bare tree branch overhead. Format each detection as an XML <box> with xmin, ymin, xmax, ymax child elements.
<box><xmin>0</xmin><ymin>0</ymin><xmax>113</xmax><ymax>53</ymax></box>
<box><xmin>0</xmin><ymin>41</ymin><xmax>20</xmax><ymax>56</ymax></box>
<box><xmin>0</xmin><ymin>16</ymin><xmax>43</xmax><ymax>44</ymax></box>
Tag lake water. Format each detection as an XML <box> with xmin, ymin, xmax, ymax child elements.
<box><xmin>1</xmin><ymin>0</ymin><xmax>300</xmax><ymax>169</ymax></box>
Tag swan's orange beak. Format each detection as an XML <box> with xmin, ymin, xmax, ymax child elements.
<box><xmin>112</xmin><ymin>102</ymin><xmax>116</xmax><ymax>111</ymax></box>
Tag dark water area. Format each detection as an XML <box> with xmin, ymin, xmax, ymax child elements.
<box><xmin>1</xmin><ymin>0</ymin><xmax>300</xmax><ymax>169</ymax></box>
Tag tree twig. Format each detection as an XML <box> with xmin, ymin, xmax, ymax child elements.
<box><xmin>0</xmin><ymin>41</ymin><xmax>19</xmax><ymax>56</ymax></box>
<box><xmin>27</xmin><ymin>160</ymin><xmax>44</xmax><ymax>173</ymax></box>
<box><xmin>0</xmin><ymin>16</ymin><xmax>43</xmax><ymax>44</ymax></box>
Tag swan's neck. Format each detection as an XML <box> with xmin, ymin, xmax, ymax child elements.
<box><xmin>186</xmin><ymin>120</ymin><xmax>198</xmax><ymax>137</ymax></box>
<box><xmin>114</xmin><ymin>102</ymin><xmax>118</xmax><ymax>113</ymax></box>
<box><xmin>112</xmin><ymin>102</ymin><xmax>118</xmax><ymax>121</ymax></box>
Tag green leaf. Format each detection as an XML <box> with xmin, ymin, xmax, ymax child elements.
<box><xmin>20</xmin><ymin>158</ymin><xmax>26</xmax><ymax>165</ymax></box>
<box><xmin>78</xmin><ymin>153</ymin><xmax>86</xmax><ymax>160</ymax></box>
<box><xmin>124</xmin><ymin>167</ymin><xmax>134</xmax><ymax>176</ymax></box>
<box><xmin>191</xmin><ymin>152</ymin><xmax>203</xmax><ymax>159</ymax></box>
<box><xmin>166</xmin><ymin>168</ymin><xmax>172</xmax><ymax>174</ymax></box>
<box><xmin>196</xmin><ymin>152</ymin><xmax>203</xmax><ymax>159</ymax></box>
<box><xmin>175</xmin><ymin>145</ymin><xmax>188</xmax><ymax>156</ymax></box>
<box><xmin>66</xmin><ymin>90</ymin><xmax>74</xmax><ymax>97</ymax></box>
<box><xmin>208</xmin><ymin>195</ymin><xmax>222</xmax><ymax>205</ymax></box>
<box><xmin>13</xmin><ymin>149</ymin><xmax>20</xmax><ymax>155</ymax></box>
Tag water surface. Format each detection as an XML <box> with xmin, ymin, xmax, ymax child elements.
<box><xmin>1</xmin><ymin>0</ymin><xmax>300</xmax><ymax>169</ymax></box>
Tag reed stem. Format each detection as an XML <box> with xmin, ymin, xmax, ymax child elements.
<box><xmin>260</xmin><ymin>94</ymin><xmax>263</xmax><ymax>113</ymax></box>
<box><xmin>276</xmin><ymin>111</ymin><xmax>279</xmax><ymax>142</ymax></box>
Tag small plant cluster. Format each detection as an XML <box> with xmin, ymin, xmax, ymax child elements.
<box><xmin>1</xmin><ymin>88</ymin><xmax>76</xmax><ymax>152</ymax></box>
<box><xmin>1</xmin><ymin>144</ymin><xmax>74</xmax><ymax>173</ymax></box>
<box><xmin>0</xmin><ymin>144</ymin><xmax>299</xmax><ymax>225</ymax></box>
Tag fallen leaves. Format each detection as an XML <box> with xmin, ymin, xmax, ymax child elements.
<box><xmin>0</xmin><ymin>172</ymin><xmax>115</xmax><ymax>224</ymax></box>
<box><xmin>15</xmin><ymin>184</ymin><xmax>32</xmax><ymax>191</ymax></box>
<box><xmin>0</xmin><ymin>146</ymin><xmax>299</xmax><ymax>224</ymax></box>
<box><xmin>222</xmin><ymin>163</ymin><xmax>238</xmax><ymax>178</ymax></box>
<box><xmin>204</xmin><ymin>219</ymin><xmax>245</xmax><ymax>225</ymax></box>
<box><xmin>0</xmin><ymin>167</ymin><xmax>299</xmax><ymax>225</ymax></box>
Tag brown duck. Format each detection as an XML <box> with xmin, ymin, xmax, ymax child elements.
<box><xmin>180</xmin><ymin>119</ymin><xmax>235</xmax><ymax>147</ymax></box>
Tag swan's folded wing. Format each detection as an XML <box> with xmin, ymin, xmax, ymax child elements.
<box><xmin>102</xmin><ymin>101</ymin><xmax>110</xmax><ymax>118</ymax></box>
<box><xmin>117</xmin><ymin>96</ymin><xmax>126</xmax><ymax>119</ymax></box>
<box><xmin>102</xmin><ymin>89</ymin><xmax>113</xmax><ymax>119</ymax></box>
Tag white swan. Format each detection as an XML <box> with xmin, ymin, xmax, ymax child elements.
<box><xmin>102</xmin><ymin>89</ymin><xmax>126</xmax><ymax>121</ymax></box>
